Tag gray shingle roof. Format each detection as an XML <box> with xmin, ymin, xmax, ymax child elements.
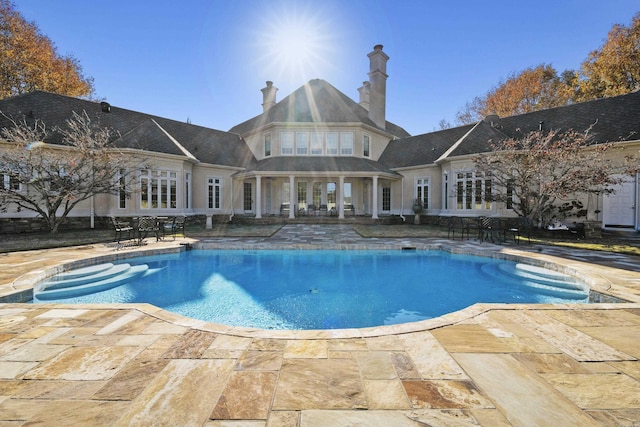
<box><xmin>378</xmin><ymin>125</ymin><xmax>475</xmax><ymax>168</ymax></box>
<box><xmin>229</xmin><ymin>79</ymin><xmax>410</xmax><ymax>139</ymax></box>
<box><xmin>0</xmin><ymin>91</ymin><xmax>255</xmax><ymax>168</ymax></box>
<box><xmin>447</xmin><ymin>90</ymin><xmax>640</xmax><ymax>158</ymax></box>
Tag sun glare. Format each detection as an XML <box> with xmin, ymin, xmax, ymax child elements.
<box><xmin>256</xmin><ymin>7</ymin><xmax>335</xmax><ymax>84</ymax></box>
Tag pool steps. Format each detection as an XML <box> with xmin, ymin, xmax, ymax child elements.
<box><xmin>481</xmin><ymin>263</ymin><xmax>589</xmax><ymax>300</ymax></box>
<box><xmin>34</xmin><ymin>263</ymin><xmax>150</xmax><ymax>300</ymax></box>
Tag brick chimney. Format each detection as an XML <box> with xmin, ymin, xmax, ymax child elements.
<box><xmin>358</xmin><ymin>81</ymin><xmax>370</xmax><ymax>110</ymax></box>
<box><xmin>367</xmin><ymin>44</ymin><xmax>388</xmax><ymax>129</ymax></box>
<box><xmin>261</xmin><ymin>81</ymin><xmax>278</xmax><ymax>112</ymax></box>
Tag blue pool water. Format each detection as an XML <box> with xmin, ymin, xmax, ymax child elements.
<box><xmin>33</xmin><ymin>250</ymin><xmax>589</xmax><ymax>330</ymax></box>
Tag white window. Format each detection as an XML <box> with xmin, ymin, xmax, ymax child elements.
<box><xmin>281</xmin><ymin>132</ymin><xmax>294</xmax><ymax>155</ymax></box>
<box><xmin>443</xmin><ymin>172</ymin><xmax>449</xmax><ymax>210</ymax></box>
<box><xmin>185</xmin><ymin>172</ymin><xmax>191</xmax><ymax>209</ymax></box>
<box><xmin>117</xmin><ymin>169</ymin><xmax>127</xmax><ymax>209</ymax></box>
<box><xmin>140</xmin><ymin>169</ymin><xmax>178</xmax><ymax>209</ymax></box>
<box><xmin>382</xmin><ymin>186</ymin><xmax>391</xmax><ymax>211</ymax></box>
<box><xmin>363</xmin><ymin>135</ymin><xmax>370</xmax><ymax>157</ymax></box>
<box><xmin>416</xmin><ymin>178</ymin><xmax>430</xmax><ymax>210</ymax></box>
<box><xmin>310</xmin><ymin>132</ymin><xmax>323</xmax><ymax>155</ymax></box>
<box><xmin>456</xmin><ymin>171</ymin><xmax>492</xmax><ymax>210</ymax></box>
<box><xmin>326</xmin><ymin>132</ymin><xmax>338</xmax><ymax>155</ymax></box>
<box><xmin>340</xmin><ymin>132</ymin><xmax>353</xmax><ymax>155</ymax></box>
<box><xmin>264</xmin><ymin>134</ymin><xmax>271</xmax><ymax>157</ymax></box>
<box><xmin>2</xmin><ymin>174</ymin><xmax>21</xmax><ymax>192</ymax></box>
<box><xmin>296</xmin><ymin>132</ymin><xmax>309</xmax><ymax>155</ymax></box>
<box><xmin>207</xmin><ymin>177</ymin><xmax>222</xmax><ymax>209</ymax></box>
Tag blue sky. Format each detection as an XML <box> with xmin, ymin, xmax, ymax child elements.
<box><xmin>16</xmin><ymin>1</ymin><xmax>639</xmax><ymax>136</ymax></box>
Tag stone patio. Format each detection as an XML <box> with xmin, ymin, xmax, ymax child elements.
<box><xmin>0</xmin><ymin>225</ymin><xmax>639</xmax><ymax>426</ymax></box>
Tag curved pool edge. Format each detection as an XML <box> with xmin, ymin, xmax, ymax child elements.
<box><xmin>4</xmin><ymin>241</ymin><xmax>640</xmax><ymax>339</ymax></box>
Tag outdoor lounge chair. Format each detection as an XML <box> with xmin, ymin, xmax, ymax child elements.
<box><xmin>111</xmin><ymin>216</ymin><xmax>133</xmax><ymax>243</ymax></box>
<box><xmin>319</xmin><ymin>204</ymin><xmax>328</xmax><ymax>216</ymax></box>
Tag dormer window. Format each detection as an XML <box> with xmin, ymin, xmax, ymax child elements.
<box><xmin>326</xmin><ymin>133</ymin><xmax>338</xmax><ymax>155</ymax></box>
<box><xmin>264</xmin><ymin>134</ymin><xmax>271</xmax><ymax>157</ymax></box>
<box><xmin>340</xmin><ymin>132</ymin><xmax>353</xmax><ymax>155</ymax></box>
<box><xmin>310</xmin><ymin>132</ymin><xmax>323</xmax><ymax>155</ymax></box>
<box><xmin>363</xmin><ymin>135</ymin><xmax>370</xmax><ymax>157</ymax></box>
<box><xmin>296</xmin><ymin>132</ymin><xmax>309</xmax><ymax>155</ymax></box>
<box><xmin>281</xmin><ymin>132</ymin><xmax>294</xmax><ymax>155</ymax></box>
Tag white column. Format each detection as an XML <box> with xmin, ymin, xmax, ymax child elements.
<box><xmin>372</xmin><ymin>175</ymin><xmax>379</xmax><ymax>219</ymax></box>
<box><xmin>255</xmin><ymin>176</ymin><xmax>262</xmax><ymax>218</ymax></box>
<box><xmin>289</xmin><ymin>175</ymin><xmax>295</xmax><ymax>219</ymax></box>
<box><xmin>338</xmin><ymin>176</ymin><xmax>345</xmax><ymax>219</ymax></box>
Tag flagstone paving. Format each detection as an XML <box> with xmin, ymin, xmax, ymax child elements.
<box><xmin>0</xmin><ymin>225</ymin><xmax>639</xmax><ymax>426</ymax></box>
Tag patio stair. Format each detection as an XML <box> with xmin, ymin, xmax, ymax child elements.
<box><xmin>34</xmin><ymin>262</ymin><xmax>150</xmax><ymax>300</ymax></box>
<box><xmin>481</xmin><ymin>262</ymin><xmax>589</xmax><ymax>300</ymax></box>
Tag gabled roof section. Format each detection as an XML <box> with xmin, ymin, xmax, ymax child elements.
<box><xmin>496</xmin><ymin>90</ymin><xmax>640</xmax><ymax>143</ymax></box>
<box><xmin>0</xmin><ymin>91</ymin><xmax>255</xmax><ymax>168</ymax></box>
<box><xmin>229</xmin><ymin>79</ymin><xmax>410</xmax><ymax>139</ymax></box>
<box><xmin>379</xmin><ymin>125</ymin><xmax>475</xmax><ymax>168</ymax></box>
<box><xmin>248</xmin><ymin>156</ymin><xmax>400</xmax><ymax>176</ymax></box>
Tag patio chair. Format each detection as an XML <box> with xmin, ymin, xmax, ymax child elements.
<box><xmin>319</xmin><ymin>204</ymin><xmax>328</xmax><ymax>216</ymax></box>
<box><xmin>164</xmin><ymin>215</ymin><xmax>186</xmax><ymax>239</ymax></box>
<box><xmin>307</xmin><ymin>204</ymin><xmax>317</xmax><ymax>216</ymax></box>
<box><xmin>111</xmin><ymin>216</ymin><xmax>133</xmax><ymax>243</ymax></box>
<box><xmin>506</xmin><ymin>217</ymin><xmax>533</xmax><ymax>244</ymax></box>
<box><xmin>344</xmin><ymin>204</ymin><xmax>355</xmax><ymax>216</ymax></box>
<box><xmin>280</xmin><ymin>203</ymin><xmax>290</xmax><ymax>217</ymax></box>
<box><xmin>479</xmin><ymin>217</ymin><xmax>503</xmax><ymax>243</ymax></box>
<box><xmin>137</xmin><ymin>216</ymin><xmax>159</xmax><ymax>245</ymax></box>
<box><xmin>446</xmin><ymin>217</ymin><xmax>468</xmax><ymax>239</ymax></box>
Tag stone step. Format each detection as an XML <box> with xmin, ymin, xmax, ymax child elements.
<box><xmin>35</xmin><ymin>264</ymin><xmax>149</xmax><ymax>300</ymax></box>
<box><xmin>40</xmin><ymin>263</ymin><xmax>133</xmax><ymax>290</ymax></box>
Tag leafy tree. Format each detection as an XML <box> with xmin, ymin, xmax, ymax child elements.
<box><xmin>578</xmin><ymin>12</ymin><xmax>640</xmax><ymax>100</ymax></box>
<box><xmin>0</xmin><ymin>0</ymin><xmax>94</xmax><ymax>99</ymax></box>
<box><xmin>0</xmin><ymin>111</ymin><xmax>144</xmax><ymax>233</ymax></box>
<box><xmin>456</xmin><ymin>65</ymin><xmax>574</xmax><ymax>124</ymax></box>
<box><xmin>473</xmin><ymin>129</ymin><xmax>624</xmax><ymax>226</ymax></box>
<box><xmin>456</xmin><ymin>12</ymin><xmax>640</xmax><ymax>124</ymax></box>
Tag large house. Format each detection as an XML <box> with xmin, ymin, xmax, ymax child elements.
<box><xmin>1</xmin><ymin>45</ymin><xmax>639</xmax><ymax>231</ymax></box>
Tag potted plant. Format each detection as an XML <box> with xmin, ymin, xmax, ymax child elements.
<box><xmin>412</xmin><ymin>199</ymin><xmax>423</xmax><ymax>225</ymax></box>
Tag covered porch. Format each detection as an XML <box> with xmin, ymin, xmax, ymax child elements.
<box><xmin>232</xmin><ymin>157</ymin><xmax>402</xmax><ymax>220</ymax></box>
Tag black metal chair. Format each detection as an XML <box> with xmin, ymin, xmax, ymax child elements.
<box><xmin>479</xmin><ymin>217</ymin><xmax>504</xmax><ymax>243</ymax></box>
<box><xmin>506</xmin><ymin>217</ymin><xmax>533</xmax><ymax>244</ymax></box>
<box><xmin>446</xmin><ymin>217</ymin><xmax>469</xmax><ymax>239</ymax></box>
<box><xmin>111</xmin><ymin>216</ymin><xmax>133</xmax><ymax>243</ymax></box>
<box><xmin>164</xmin><ymin>215</ymin><xmax>186</xmax><ymax>239</ymax></box>
<box><xmin>137</xmin><ymin>216</ymin><xmax>159</xmax><ymax>245</ymax></box>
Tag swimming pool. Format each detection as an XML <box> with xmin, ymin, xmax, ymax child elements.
<box><xmin>32</xmin><ymin>249</ymin><xmax>589</xmax><ymax>329</ymax></box>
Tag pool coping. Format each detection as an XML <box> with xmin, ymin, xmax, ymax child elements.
<box><xmin>5</xmin><ymin>240</ymin><xmax>640</xmax><ymax>339</ymax></box>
